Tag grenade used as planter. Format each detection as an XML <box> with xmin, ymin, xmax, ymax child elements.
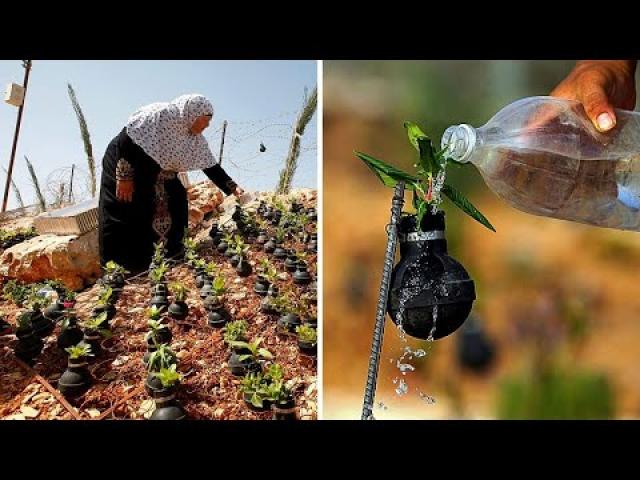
<box><xmin>58</xmin><ymin>356</ymin><xmax>92</xmax><ymax>398</ymax></box>
<box><xmin>228</xmin><ymin>348</ymin><xmax>261</xmax><ymax>377</ymax></box>
<box><xmin>147</xmin><ymin>327</ymin><xmax>172</xmax><ymax>347</ymax></box>
<box><xmin>284</xmin><ymin>253</ymin><xmax>299</xmax><ymax>272</ymax></box>
<box><xmin>57</xmin><ymin>317</ymin><xmax>84</xmax><ymax>350</ymax></box>
<box><xmin>43</xmin><ymin>300</ymin><xmax>65</xmax><ymax>323</ymax></box>
<box><xmin>307</xmin><ymin>233</ymin><xmax>318</xmax><ymax>252</ymax></box>
<box><xmin>195</xmin><ymin>269</ymin><xmax>207</xmax><ymax>289</ymax></box>
<box><xmin>93</xmin><ymin>303</ymin><xmax>116</xmax><ymax>323</ymax></box>
<box><xmin>307</xmin><ymin>207</ymin><xmax>317</xmax><ymax>222</ymax></box>
<box><xmin>105</xmin><ymin>273</ymin><xmax>125</xmax><ymax>290</ymax></box>
<box><xmin>0</xmin><ymin>316</ymin><xmax>11</xmax><ymax>336</ymax></box>
<box><xmin>150</xmin><ymin>293</ymin><xmax>169</xmax><ymax>310</ymax></box>
<box><xmin>293</xmin><ymin>262</ymin><xmax>312</xmax><ymax>285</ymax></box>
<box><xmin>217</xmin><ymin>240</ymin><xmax>228</xmax><ymax>254</ymax></box>
<box><xmin>298</xmin><ymin>339</ymin><xmax>317</xmax><ymax>357</ymax></box>
<box><xmin>272</xmin><ymin>397</ymin><xmax>297</xmax><ymax>420</ymax></box>
<box><xmin>254</xmin><ymin>276</ymin><xmax>270</xmax><ymax>296</ymax></box>
<box><xmin>200</xmin><ymin>280</ymin><xmax>213</xmax><ymax>299</ymax></box>
<box><xmin>168</xmin><ymin>301</ymin><xmax>188</xmax><ymax>320</ymax></box>
<box><xmin>236</xmin><ymin>256</ymin><xmax>252</xmax><ymax>277</ymax></box>
<box><xmin>264</xmin><ymin>237</ymin><xmax>277</xmax><ymax>254</ymax></box>
<box><xmin>83</xmin><ymin>331</ymin><xmax>103</xmax><ymax>356</ymax></box>
<box><xmin>273</xmin><ymin>245</ymin><xmax>287</xmax><ymax>260</ymax></box>
<box><xmin>150</xmin><ymin>395</ymin><xmax>187</xmax><ymax>420</ymax></box>
<box><xmin>278</xmin><ymin>313</ymin><xmax>301</xmax><ymax>334</ymax></box>
<box><xmin>256</xmin><ymin>231</ymin><xmax>268</xmax><ymax>245</ymax></box>
<box><xmin>304</xmin><ymin>316</ymin><xmax>318</xmax><ymax>329</ymax></box>
<box><xmin>387</xmin><ymin>211</ymin><xmax>475</xmax><ymax>340</ymax></box>
<box><xmin>208</xmin><ymin>305</ymin><xmax>230</xmax><ymax>328</ymax></box>
<box><xmin>230</xmin><ymin>254</ymin><xmax>240</xmax><ymax>268</ymax></box>
<box><xmin>29</xmin><ymin>310</ymin><xmax>54</xmax><ymax>338</ymax></box>
<box><xmin>152</xmin><ymin>283</ymin><xmax>168</xmax><ymax>297</ymax></box>
<box><xmin>147</xmin><ymin>382</ymin><xmax>187</xmax><ymax>420</ymax></box>
<box><xmin>143</xmin><ymin>343</ymin><xmax>157</xmax><ymax>366</ymax></box>
<box><xmin>14</xmin><ymin>324</ymin><xmax>44</xmax><ymax>363</ymax></box>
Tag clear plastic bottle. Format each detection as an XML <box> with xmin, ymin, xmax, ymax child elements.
<box><xmin>441</xmin><ymin>96</ymin><xmax>640</xmax><ymax>231</ymax></box>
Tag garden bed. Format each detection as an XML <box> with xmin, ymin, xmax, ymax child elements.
<box><xmin>0</xmin><ymin>194</ymin><xmax>317</xmax><ymax>420</ymax></box>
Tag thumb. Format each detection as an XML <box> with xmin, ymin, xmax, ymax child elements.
<box><xmin>581</xmin><ymin>83</ymin><xmax>616</xmax><ymax>132</ymax></box>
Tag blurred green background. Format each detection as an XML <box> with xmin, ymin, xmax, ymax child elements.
<box><xmin>323</xmin><ymin>60</ymin><xmax>640</xmax><ymax>419</ymax></box>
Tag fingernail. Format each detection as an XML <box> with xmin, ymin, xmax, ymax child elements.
<box><xmin>597</xmin><ymin>113</ymin><xmax>614</xmax><ymax>131</ymax></box>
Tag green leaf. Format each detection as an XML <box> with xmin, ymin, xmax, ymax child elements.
<box><xmin>250</xmin><ymin>393</ymin><xmax>264</xmax><ymax>408</ymax></box>
<box><xmin>442</xmin><ymin>183</ymin><xmax>496</xmax><ymax>232</ymax></box>
<box><xmin>404</xmin><ymin>121</ymin><xmax>427</xmax><ymax>152</ymax></box>
<box><xmin>355</xmin><ymin>151</ymin><xmax>418</xmax><ymax>190</ymax></box>
<box><xmin>238</xmin><ymin>354</ymin><xmax>251</xmax><ymax>362</ymax></box>
<box><xmin>258</xmin><ymin>348</ymin><xmax>273</xmax><ymax>360</ymax></box>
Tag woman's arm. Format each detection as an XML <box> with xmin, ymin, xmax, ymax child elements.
<box><xmin>202</xmin><ymin>164</ymin><xmax>242</xmax><ymax>196</ymax></box>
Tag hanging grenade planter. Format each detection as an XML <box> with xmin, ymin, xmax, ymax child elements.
<box><xmin>387</xmin><ymin>211</ymin><xmax>475</xmax><ymax>341</ymax></box>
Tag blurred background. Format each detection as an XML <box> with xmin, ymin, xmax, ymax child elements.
<box><xmin>323</xmin><ymin>60</ymin><xmax>640</xmax><ymax>419</ymax></box>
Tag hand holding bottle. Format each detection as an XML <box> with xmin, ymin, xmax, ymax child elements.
<box><xmin>550</xmin><ymin>60</ymin><xmax>637</xmax><ymax>132</ymax></box>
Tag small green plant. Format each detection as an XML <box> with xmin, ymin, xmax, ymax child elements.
<box><xmin>259</xmin><ymin>259</ymin><xmax>278</xmax><ymax>282</ymax></box>
<box><xmin>211</xmin><ymin>276</ymin><xmax>226</xmax><ymax>297</ymax></box>
<box><xmin>147</xmin><ymin>319</ymin><xmax>167</xmax><ymax>334</ymax></box>
<box><xmin>356</xmin><ymin>122</ymin><xmax>495</xmax><ymax>232</ymax></box>
<box><xmin>28</xmin><ymin>292</ymin><xmax>50</xmax><ymax>311</ymax></box>
<box><xmin>64</xmin><ymin>290</ymin><xmax>77</xmax><ymax>302</ymax></box>
<box><xmin>153</xmin><ymin>241</ymin><xmax>166</xmax><ymax>264</ymax></box>
<box><xmin>223</xmin><ymin>232</ymin><xmax>235</xmax><ymax>247</ymax></box>
<box><xmin>147</xmin><ymin>343</ymin><xmax>177</xmax><ymax>372</ymax></box>
<box><xmin>205</xmin><ymin>261</ymin><xmax>220</xmax><ymax>279</ymax></box>
<box><xmin>234</xmin><ymin>236</ymin><xmax>248</xmax><ymax>256</ymax></box>
<box><xmin>240</xmin><ymin>371</ymin><xmax>271</xmax><ymax>408</ymax></box>
<box><xmin>265</xmin><ymin>378</ymin><xmax>291</xmax><ymax>405</ymax></box>
<box><xmin>103</xmin><ymin>260</ymin><xmax>129</xmax><ymax>276</ymax></box>
<box><xmin>228</xmin><ymin>337</ymin><xmax>273</xmax><ymax>362</ymax></box>
<box><xmin>80</xmin><ymin>312</ymin><xmax>112</xmax><ymax>338</ymax></box>
<box><xmin>96</xmin><ymin>286</ymin><xmax>114</xmax><ymax>307</ymax></box>
<box><xmin>3</xmin><ymin>280</ymin><xmax>32</xmax><ymax>306</ymax></box>
<box><xmin>223</xmin><ymin>319</ymin><xmax>248</xmax><ymax>344</ymax></box>
<box><xmin>149</xmin><ymin>262</ymin><xmax>168</xmax><ymax>284</ymax></box>
<box><xmin>193</xmin><ymin>258</ymin><xmax>207</xmax><ymax>271</ymax></box>
<box><xmin>296</xmin><ymin>324</ymin><xmax>317</xmax><ymax>344</ymax></box>
<box><xmin>264</xmin><ymin>363</ymin><xmax>285</xmax><ymax>383</ymax></box>
<box><xmin>152</xmin><ymin>364</ymin><xmax>182</xmax><ymax>388</ymax></box>
<box><xmin>146</xmin><ymin>305</ymin><xmax>165</xmax><ymax>321</ymax></box>
<box><xmin>274</xmin><ymin>227</ymin><xmax>286</xmax><ymax>244</ymax></box>
<box><xmin>17</xmin><ymin>311</ymin><xmax>33</xmax><ymax>330</ymax></box>
<box><xmin>65</xmin><ymin>341</ymin><xmax>93</xmax><ymax>360</ymax></box>
<box><xmin>185</xmin><ymin>250</ymin><xmax>198</xmax><ymax>267</ymax></box>
<box><xmin>169</xmin><ymin>282</ymin><xmax>188</xmax><ymax>302</ymax></box>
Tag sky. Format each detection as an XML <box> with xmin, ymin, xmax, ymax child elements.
<box><xmin>0</xmin><ymin>60</ymin><xmax>317</xmax><ymax>210</ymax></box>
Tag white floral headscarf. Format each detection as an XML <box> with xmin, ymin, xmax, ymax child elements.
<box><xmin>125</xmin><ymin>94</ymin><xmax>218</xmax><ymax>171</ymax></box>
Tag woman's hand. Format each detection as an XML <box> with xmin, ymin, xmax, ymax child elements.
<box><xmin>116</xmin><ymin>178</ymin><xmax>134</xmax><ymax>202</ymax></box>
<box><xmin>551</xmin><ymin>60</ymin><xmax>637</xmax><ymax>132</ymax></box>
<box><xmin>232</xmin><ymin>186</ymin><xmax>245</xmax><ymax>197</ymax></box>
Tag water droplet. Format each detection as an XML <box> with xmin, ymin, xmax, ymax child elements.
<box><xmin>395</xmin><ymin>379</ymin><xmax>408</xmax><ymax>396</ymax></box>
<box><xmin>418</xmin><ymin>389</ymin><xmax>436</xmax><ymax>404</ymax></box>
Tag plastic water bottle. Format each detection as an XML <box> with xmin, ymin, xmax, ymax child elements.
<box><xmin>441</xmin><ymin>96</ymin><xmax>640</xmax><ymax>231</ymax></box>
